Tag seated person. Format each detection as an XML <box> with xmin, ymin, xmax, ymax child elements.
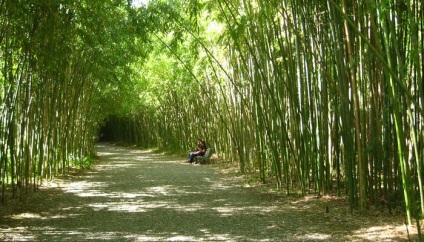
<box><xmin>187</xmin><ymin>139</ymin><xmax>207</xmax><ymax>163</ymax></box>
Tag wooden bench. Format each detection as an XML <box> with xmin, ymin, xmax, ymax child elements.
<box><xmin>194</xmin><ymin>148</ymin><xmax>214</xmax><ymax>164</ymax></box>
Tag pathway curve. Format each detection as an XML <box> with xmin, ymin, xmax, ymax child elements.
<box><xmin>0</xmin><ymin>143</ymin><xmax>415</xmax><ymax>241</ymax></box>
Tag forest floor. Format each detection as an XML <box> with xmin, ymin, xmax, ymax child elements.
<box><xmin>0</xmin><ymin>143</ymin><xmax>420</xmax><ymax>241</ymax></box>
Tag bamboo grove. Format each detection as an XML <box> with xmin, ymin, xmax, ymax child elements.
<box><xmin>1</xmin><ymin>0</ymin><xmax>423</xmax><ymax>230</ymax></box>
<box><xmin>0</xmin><ymin>0</ymin><xmax>145</xmax><ymax>200</ymax></box>
<box><xmin>101</xmin><ymin>0</ymin><xmax>424</xmax><ymax>226</ymax></box>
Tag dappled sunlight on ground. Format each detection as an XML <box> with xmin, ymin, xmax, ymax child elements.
<box><xmin>10</xmin><ymin>213</ymin><xmax>43</xmax><ymax>220</ymax></box>
<box><xmin>0</xmin><ymin>143</ymin><xmax>418</xmax><ymax>241</ymax></box>
<box><xmin>350</xmin><ymin>224</ymin><xmax>418</xmax><ymax>241</ymax></box>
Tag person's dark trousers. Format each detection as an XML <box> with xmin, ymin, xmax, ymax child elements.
<box><xmin>188</xmin><ymin>152</ymin><xmax>201</xmax><ymax>163</ymax></box>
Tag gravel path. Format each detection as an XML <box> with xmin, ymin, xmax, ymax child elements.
<box><xmin>0</xmin><ymin>143</ymin><xmax>417</xmax><ymax>241</ymax></box>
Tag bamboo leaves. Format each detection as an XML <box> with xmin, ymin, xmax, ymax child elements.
<box><xmin>0</xmin><ymin>0</ymin><xmax>143</xmax><ymax>200</ymax></box>
<box><xmin>114</xmin><ymin>1</ymin><xmax>424</xmax><ymax>228</ymax></box>
<box><xmin>3</xmin><ymin>0</ymin><xmax>421</xmax><ymax>233</ymax></box>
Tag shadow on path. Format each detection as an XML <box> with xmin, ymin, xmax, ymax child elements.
<box><xmin>0</xmin><ymin>143</ymin><xmax>416</xmax><ymax>241</ymax></box>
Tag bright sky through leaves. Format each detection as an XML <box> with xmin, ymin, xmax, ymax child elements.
<box><xmin>131</xmin><ymin>0</ymin><xmax>149</xmax><ymax>8</ymax></box>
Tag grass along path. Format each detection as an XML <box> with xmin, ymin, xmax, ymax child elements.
<box><xmin>0</xmin><ymin>143</ymin><xmax>418</xmax><ymax>241</ymax></box>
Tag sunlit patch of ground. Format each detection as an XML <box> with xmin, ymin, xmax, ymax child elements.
<box><xmin>350</xmin><ymin>224</ymin><xmax>420</xmax><ymax>241</ymax></box>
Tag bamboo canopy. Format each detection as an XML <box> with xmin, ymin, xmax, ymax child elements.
<box><xmin>1</xmin><ymin>0</ymin><xmax>423</xmax><ymax>233</ymax></box>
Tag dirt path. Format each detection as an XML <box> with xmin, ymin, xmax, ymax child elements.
<box><xmin>0</xmin><ymin>143</ymin><xmax>418</xmax><ymax>241</ymax></box>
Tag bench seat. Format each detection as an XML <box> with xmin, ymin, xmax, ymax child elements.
<box><xmin>194</xmin><ymin>148</ymin><xmax>214</xmax><ymax>164</ymax></box>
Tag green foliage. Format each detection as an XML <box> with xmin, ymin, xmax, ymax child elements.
<box><xmin>0</xmin><ymin>0</ymin><xmax>149</xmax><ymax>200</ymax></box>
<box><xmin>104</xmin><ymin>2</ymin><xmax>423</xmax><ymax>233</ymax></box>
<box><xmin>69</xmin><ymin>155</ymin><xmax>93</xmax><ymax>169</ymax></box>
<box><xmin>2</xmin><ymin>1</ymin><xmax>423</xmax><ymax>238</ymax></box>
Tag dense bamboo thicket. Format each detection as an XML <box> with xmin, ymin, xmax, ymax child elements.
<box><xmin>0</xmin><ymin>0</ymin><xmax>143</xmax><ymax>200</ymax></box>
<box><xmin>1</xmin><ymin>0</ymin><xmax>423</xmax><ymax>233</ymax></box>
<box><xmin>103</xmin><ymin>0</ymin><xmax>423</xmax><ymax>229</ymax></box>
